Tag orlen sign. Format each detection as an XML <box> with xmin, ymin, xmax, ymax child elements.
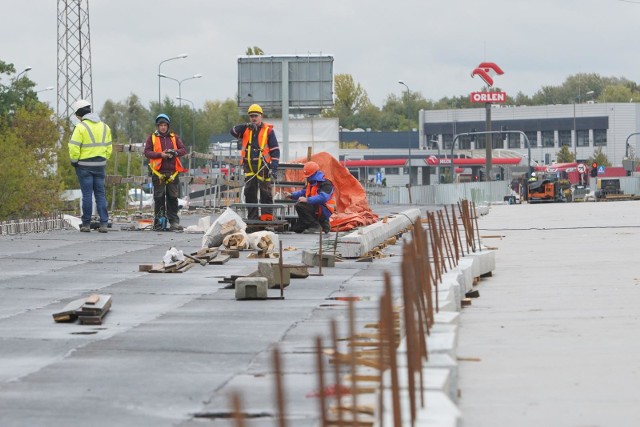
<box><xmin>470</xmin><ymin>62</ymin><xmax>506</xmax><ymax>103</ymax></box>
<box><xmin>470</xmin><ymin>91</ymin><xmax>507</xmax><ymax>103</ymax></box>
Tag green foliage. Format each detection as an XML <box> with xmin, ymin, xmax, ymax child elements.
<box><xmin>556</xmin><ymin>145</ymin><xmax>575</xmax><ymax>163</ymax></box>
<box><xmin>0</xmin><ymin>105</ymin><xmax>64</xmax><ymax>219</ymax></box>
<box><xmin>245</xmin><ymin>46</ymin><xmax>264</xmax><ymax>55</ymax></box>
<box><xmin>586</xmin><ymin>147</ymin><xmax>611</xmax><ymax>167</ymax></box>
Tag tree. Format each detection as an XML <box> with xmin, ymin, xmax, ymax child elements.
<box><xmin>104</xmin><ymin>94</ymin><xmax>150</xmax><ymax>144</ymax></box>
<box><xmin>245</xmin><ymin>46</ymin><xmax>264</xmax><ymax>55</ymax></box>
<box><xmin>556</xmin><ymin>145</ymin><xmax>575</xmax><ymax>163</ymax></box>
<box><xmin>587</xmin><ymin>147</ymin><xmax>611</xmax><ymax>168</ymax></box>
<box><xmin>326</xmin><ymin>74</ymin><xmax>372</xmax><ymax>130</ymax></box>
<box><xmin>0</xmin><ymin>105</ymin><xmax>63</xmax><ymax>219</ymax></box>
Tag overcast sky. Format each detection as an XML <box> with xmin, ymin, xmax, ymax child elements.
<box><xmin>3</xmin><ymin>0</ymin><xmax>639</xmax><ymax>112</ymax></box>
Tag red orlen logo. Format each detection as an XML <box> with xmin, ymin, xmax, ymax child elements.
<box><xmin>471</xmin><ymin>62</ymin><xmax>504</xmax><ymax>87</ymax></box>
<box><xmin>427</xmin><ymin>155</ymin><xmax>439</xmax><ymax>165</ymax></box>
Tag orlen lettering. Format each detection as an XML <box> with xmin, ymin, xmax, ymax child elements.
<box><xmin>470</xmin><ymin>92</ymin><xmax>507</xmax><ymax>103</ymax></box>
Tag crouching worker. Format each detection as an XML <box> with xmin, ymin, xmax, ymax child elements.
<box><xmin>287</xmin><ymin>161</ymin><xmax>336</xmax><ymax>234</ymax></box>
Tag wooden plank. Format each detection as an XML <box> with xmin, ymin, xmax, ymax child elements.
<box><xmin>85</xmin><ymin>294</ymin><xmax>100</xmax><ymax>305</ymax></box>
<box><xmin>209</xmin><ymin>254</ymin><xmax>231</xmax><ymax>265</ymax></box>
<box><xmin>52</xmin><ymin>298</ymin><xmax>86</xmax><ymax>323</ymax></box>
<box><xmin>78</xmin><ymin>295</ymin><xmax>112</xmax><ymax>316</ymax></box>
<box><xmin>221</xmin><ymin>249</ymin><xmax>240</xmax><ymax>258</ymax></box>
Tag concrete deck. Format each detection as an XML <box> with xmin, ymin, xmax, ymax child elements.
<box><xmin>458</xmin><ymin>200</ymin><xmax>640</xmax><ymax>426</ymax></box>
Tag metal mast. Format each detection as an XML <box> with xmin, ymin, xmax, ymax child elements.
<box><xmin>57</xmin><ymin>0</ymin><xmax>93</xmax><ymax>118</ymax></box>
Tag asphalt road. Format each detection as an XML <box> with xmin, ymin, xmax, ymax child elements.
<box><xmin>0</xmin><ymin>208</ymin><xmax>408</xmax><ymax>427</ymax></box>
<box><xmin>458</xmin><ymin>200</ymin><xmax>640</xmax><ymax>427</ymax></box>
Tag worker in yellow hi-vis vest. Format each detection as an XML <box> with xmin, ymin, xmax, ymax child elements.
<box><xmin>68</xmin><ymin>99</ymin><xmax>113</xmax><ymax>233</ymax></box>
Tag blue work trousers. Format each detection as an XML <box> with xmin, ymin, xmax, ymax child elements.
<box><xmin>75</xmin><ymin>166</ymin><xmax>109</xmax><ymax>226</ymax></box>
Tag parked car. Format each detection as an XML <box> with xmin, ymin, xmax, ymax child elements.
<box><xmin>127</xmin><ymin>189</ymin><xmax>189</xmax><ymax>210</ymax></box>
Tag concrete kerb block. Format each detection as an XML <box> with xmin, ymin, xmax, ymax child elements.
<box><xmin>257</xmin><ymin>261</ymin><xmax>291</xmax><ymax>289</ymax></box>
<box><xmin>394</xmin><ymin>352</ymin><xmax>459</xmax><ymax>403</ymax></box>
<box><xmin>382</xmin><ymin>366</ymin><xmax>452</xmax><ymax>396</ymax></box>
<box><xmin>235</xmin><ymin>277</ymin><xmax>268</xmax><ymax>300</ymax></box>
<box><xmin>454</xmin><ymin>258</ymin><xmax>475</xmax><ymax>294</ymax></box>
<box><xmin>336</xmin><ymin>208</ymin><xmax>421</xmax><ymax>259</ymax></box>
<box><xmin>439</xmin><ymin>274</ymin><xmax>463</xmax><ymax>310</ymax></box>
<box><xmin>301</xmin><ymin>250</ymin><xmax>336</xmax><ymax>267</ymax></box>
<box><xmin>434</xmin><ymin>311</ymin><xmax>460</xmax><ymax>325</ymax></box>
<box><xmin>466</xmin><ymin>250</ymin><xmax>495</xmax><ymax>278</ymax></box>
<box><xmin>376</xmin><ymin>389</ymin><xmax>461</xmax><ymax>427</ymax></box>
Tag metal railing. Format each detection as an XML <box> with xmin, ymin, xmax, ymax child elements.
<box><xmin>0</xmin><ymin>213</ymin><xmax>72</xmax><ymax>236</ymax></box>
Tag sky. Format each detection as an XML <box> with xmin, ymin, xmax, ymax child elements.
<box><xmin>2</xmin><ymin>0</ymin><xmax>639</xmax><ymax>113</ymax></box>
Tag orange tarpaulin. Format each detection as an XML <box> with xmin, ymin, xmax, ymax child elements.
<box><xmin>283</xmin><ymin>152</ymin><xmax>378</xmax><ymax>232</ymax></box>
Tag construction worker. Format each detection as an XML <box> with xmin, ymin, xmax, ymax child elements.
<box><xmin>144</xmin><ymin>114</ymin><xmax>187</xmax><ymax>231</ymax></box>
<box><xmin>68</xmin><ymin>99</ymin><xmax>113</xmax><ymax>233</ymax></box>
<box><xmin>230</xmin><ymin>104</ymin><xmax>280</xmax><ymax>221</ymax></box>
<box><xmin>286</xmin><ymin>161</ymin><xmax>336</xmax><ymax>234</ymax></box>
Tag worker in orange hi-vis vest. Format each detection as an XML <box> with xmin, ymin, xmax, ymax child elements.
<box><xmin>144</xmin><ymin>114</ymin><xmax>187</xmax><ymax>231</ymax></box>
<box><xmin>285</xmin><ymin>161</ymin><xmax>336</xmax><ymax>234</ymax></box>
<box><xmin>230</xmin><ymin>104</ymin><xmax>280</xmax><ymax>222</ymax></box>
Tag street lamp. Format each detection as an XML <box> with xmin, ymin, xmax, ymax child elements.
<box><xmin>429</xmin><ymin>139</ymin><xmax>441</xmax><ymax>184</ymax></box>
<box><xmin>176</xmin><ymin>96</ymin><xmax>196</xmax><ymax>172</ymax></box>
<box><xmin>157</xmin><ymin>54</ymin><xmax>188</xmax><ymax>106</ymax></box>
<box><xmin>573</xmin><ymin>89</ymin><xmax>594</xmax><ymax>161</ymax></box>
<box><xmin>36</xmin><ymin>86</ymin><xmax>54</xmax><ymax>94</ymax></box>
<box><xmin>14</xmin><ymin>66</ymin><xmax>32</xmax><ymax>81</ymax></box>
<box><xmin>158</xmin><ymin>73</ymin><xmax>202</xmax><ymax>136</ymax></box>
<box><xmin>398</xmin><ymin>80</ymin><xmax>413</xmax><ymax>193</ymax></box>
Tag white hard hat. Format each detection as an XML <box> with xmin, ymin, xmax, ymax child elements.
<box><xmin>71</xmin><ymin>99</ymin><xmax>91</xmax><ymax>116</ymax></box>
<box><xmin>531</xmin><ymin>172</ymin><xmax>536</xmax><ymax>177</ymax></box>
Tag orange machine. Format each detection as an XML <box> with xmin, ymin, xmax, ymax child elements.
<box><xmin>527</xmin><ymin>177</ymin><xmax>562</xmax><ymax>203</ymax></box>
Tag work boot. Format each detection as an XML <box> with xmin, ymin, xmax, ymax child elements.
<box><xmin>303</xmin><ymin>225</ymin><xmax>322</xmax><ymax>234</ymax></box>
<box><xmin>98</xmin><ymin>226</ymin><xmax>108</xmax><ymax>233</ymax></box>
<box><xmin>80</xmin><ymin>225</ymin><xmax>91</xmax><ymax>232</ymax></box>
<box><xmin>320</xmin><ymin>220</ymin><xmax>331</xmax><ymax>234</ymax></box>
<box><xmin>169</xmin><ymin>223</ymin><xmax>184</xmax><ymax>231</ymax></box>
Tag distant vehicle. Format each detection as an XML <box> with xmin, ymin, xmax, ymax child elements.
<box><xmin>127</xmin><ymin>189</ymin><xmax>189</xmax><ymax>210</ymax></box>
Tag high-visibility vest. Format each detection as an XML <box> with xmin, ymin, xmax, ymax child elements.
<box><xmin>148</xmin><ymin>133</ymin><xmax>187</xmax><ymax>173</ymax></box>
<box><xmin>305</xmin><ymin>180</ymin><xmax>337</xmax><ymax>216</ymax></box>
<box><xmin>69</xmin><ymin>120</ymin><xmax>112</xmax><ymax>166</ymax></box>
<box><xmin>241</xmin><ymin>123</ymin><xmax>274</xmax><ymax>180</ymax></box>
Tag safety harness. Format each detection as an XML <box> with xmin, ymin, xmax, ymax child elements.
<box><xmin>241</xmin><ymin>123</ymin><xmax>274</xmax><ymax>182</ymax></box>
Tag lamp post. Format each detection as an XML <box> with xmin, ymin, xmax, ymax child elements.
<box><xmin>157</xmin><ymin>54</ymin><xmax>188</xmax><ymax>106</ymax></box>
<box><xmin>158</xmin><ymin>73</ymin><xmax>202</xmax><ymax>136</ymax></box>
<box><xmin>429</xmin><ymin>139</ymin><xmax>441</xmax><ymax>184</ymax></box>
<box><xmin>176</xmin><ymin>96</ymin><xmax>196</xmax><ymax>172</ymax></box>
<box><xmin>573</xmin><ymin>90</ymin><xmax>594</xmax><ymax>161</ymax></box>
<box><xmin>36</xmin><ymin>86</ymin><xmax>54</xmax><ymax>94</ymax></box>
<box><xmin>398</xmin><ymin>81</ymin><xmax>413</xmax><ymax>198</ymax></box>
<box><xmin>14</xmin><ymin>66</ymin><xmax>32</xmax><ymax>82</ymax></box>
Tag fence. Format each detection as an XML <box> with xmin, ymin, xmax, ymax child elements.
<box><xmin>365</xmin><ymin>181</ymin><xmax>512</xmax><ymax>206</ymax></box>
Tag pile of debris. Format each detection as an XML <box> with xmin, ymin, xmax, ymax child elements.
<box><xmin>139</xmin><ymin>247</ymin><xmax>236</xmax><ymax>273</ymax></box>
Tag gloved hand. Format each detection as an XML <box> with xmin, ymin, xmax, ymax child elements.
<box><xmin>246</xmin><ymin>122</ymin><xmax>258</xmax><ymax>132</ymax></box>
<box><xmin>270</xmin><ymin>169</ymin><xmax>278</xmax><ymax>180</ymax></box>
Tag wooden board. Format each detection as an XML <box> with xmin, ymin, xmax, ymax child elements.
<box><xmin>52</xmin><ymin>298</ymin><xmax>86</xmax><ymax>323</ymax></box>
<box><xmin>208</xmin><ymin>254</ymin><xmax>231</xmax><ymax>265</ymax></box>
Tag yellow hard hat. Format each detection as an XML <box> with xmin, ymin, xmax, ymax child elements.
<box><xmin>247</xmin><ymin>104</ymin><xmax>263</xmax><ymax>115</ymax></box>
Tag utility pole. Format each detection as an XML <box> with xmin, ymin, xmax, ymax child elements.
<box><xmin>57</xmin><ymin>0</ymin><xmax>93</xmax><ymax>118</ymax></box>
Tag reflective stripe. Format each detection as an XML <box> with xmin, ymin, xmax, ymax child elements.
<box><xmin>79</xmin><ymin>122</ymin><xmax>111</xmax><ymax>147</ymax></box>
<box><xmin>77</xmin><ymin>160</ymin><xmax>107</xmax><ymax>166</ymax></box>
<box><xmin>69</xmin><ymin>140</ymin><xmax>82</xmax><ymax>147</ymax></box>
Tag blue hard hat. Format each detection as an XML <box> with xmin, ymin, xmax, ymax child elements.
<box><xmin>155</xmin><ymin>113</ymin><xmax>171</xmax><ymax>125</ymax></box>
